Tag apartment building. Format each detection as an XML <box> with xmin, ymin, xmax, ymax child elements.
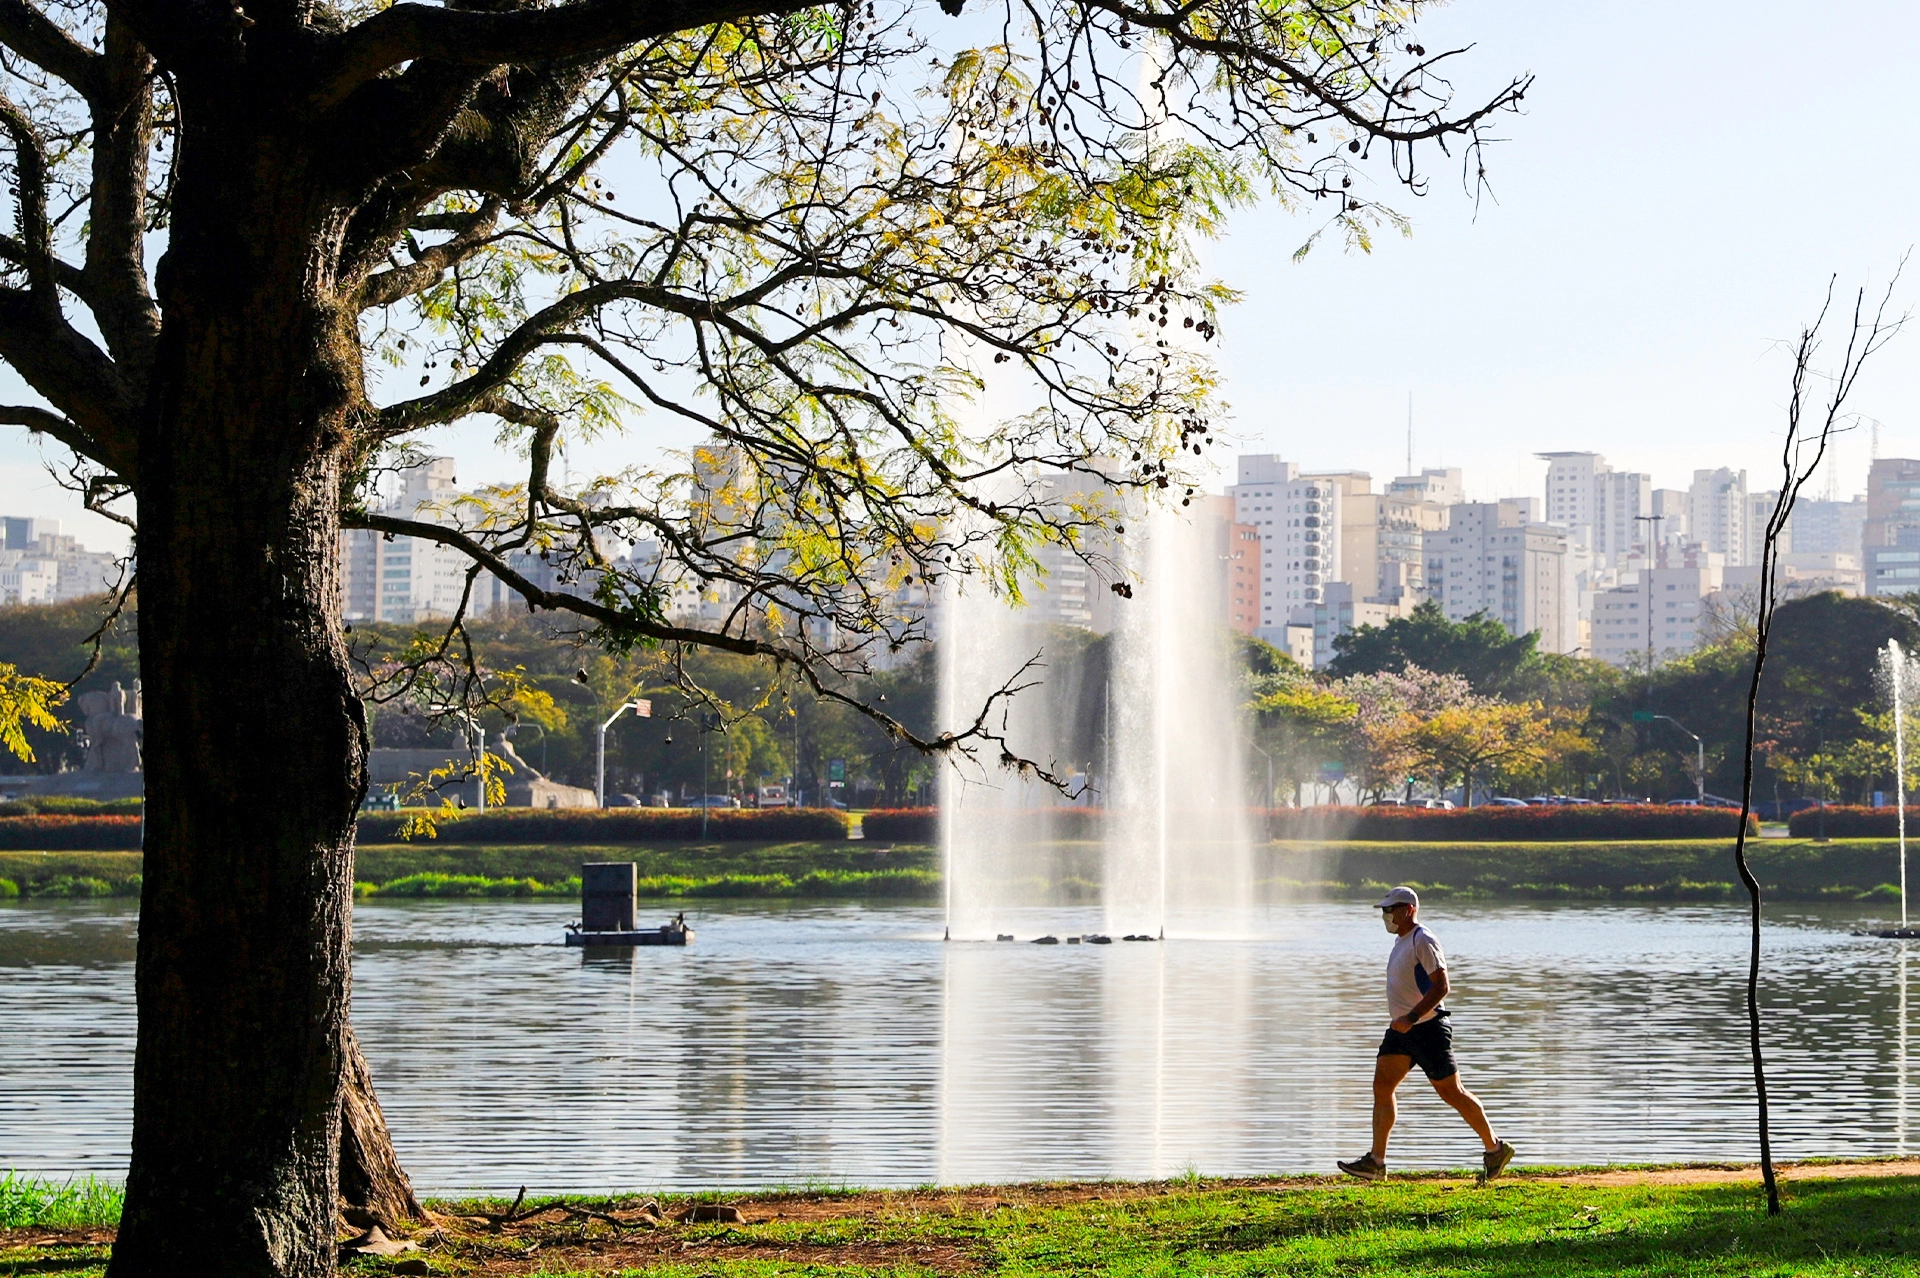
<box><xmin>1790</xmin><ymin>495</ymin><xmax>1869</xmax><ymax>556</ymax></box>
<box><xmin>1689</xmin><ymin>467</ymin><xmax>1749</xmax><ymax>565</ymax></box>
<box><xmin>1590</xmin><ymin>563</ymin><xmax>1722</xmax><ymax>667</ymax></box>
<box><xmin>1228</xmin><ymin>454</ymin><xmax>1297</xmax><ymax>640</ymax></box>
<box><xmin>1863</xmin><ymin>458</ymin><xmax>1920</xmax><ymax>597</ymax></box>
<box><xmin>0</xmin><ymin>518</ymin><xmax>121</xmax><ymax>605</ymax></box>
<box><xmin>338</xmin><ymin>458</ymin><xmax>478</xmax><ymax>624</ymax></box>
<box><xmin>1431</xmin><ymin>498</ymin><xmax>1571</xmax><ymax>653</ymax></box>
<box><xmin>1539</xmin><ymin>452</ymin><xmax>1606</xmax><ymax>550</ymax></box>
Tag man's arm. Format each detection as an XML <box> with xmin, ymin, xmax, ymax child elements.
<box><xmin>1391</xmin><ymin>969</ymin><xmax>1448</xmax><ymax>1033</ymax></box>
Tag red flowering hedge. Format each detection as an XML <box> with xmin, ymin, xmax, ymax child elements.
<box><xmin>1264</xmin><ymin>805</ymin><xmax>1756</xmax><ymax>841</ymax></box>
<box><xmin>1785</xmin><ymin>806</ymin><xmax>1920</xmax><ymax>838</ymax></box>
<box><xmin>0</xmin><ymin>814</ymin><xmax>143</xmax><ymax>849</ymax></box>
<box><xmin>861</xmin><ymin>807</ymin><xmax>1108</xmax><ymax>844</ymax></box>
<box><xmin>863</xmin><ymin>805</ymin><xmax>1757</xmax><ymax>843</ymax></box>
<box><xmin>354</xmin><ymin>806</ymin><xmax>849</xmax><ymax>845</ymax></box>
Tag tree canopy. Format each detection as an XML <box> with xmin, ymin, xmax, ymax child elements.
<box><xmin>0</xmin><ymin>6</ymin><xmax>1527</xmax><ymax>1273</ymax></box>
<box><xmin>1324</xmin><ymin>600</ymin><xmax>1540</xmax><ymax>694</ymax></box>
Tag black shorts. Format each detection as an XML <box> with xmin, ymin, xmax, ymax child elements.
<box><xmin>1378</xmin><ymin>1011</ymin><xmax>1457</xmax><ymax>1082</ymax></box>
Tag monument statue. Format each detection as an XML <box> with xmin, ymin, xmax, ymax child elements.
<box><xmin>76</xmin><ymin>680</ymin><xmax>142</xmax><ymax>774</ymax></box>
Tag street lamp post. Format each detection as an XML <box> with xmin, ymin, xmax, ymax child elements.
<box><xmin>1635</xmin><ymin>710</ymin><xmax>1704</xmax><ymax>803</ymax></box>
<box><xmin>596</xmin><ymin>698</ymin><xmax>652</xmax><ymax>808</ymax></box>
<box><xmin>1633</xmin><ymin>513</ymin><xmax>1666</xmax><ymax>674</ymax></box>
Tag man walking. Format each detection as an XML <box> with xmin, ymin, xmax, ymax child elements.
<box><xmin>1338</xmin><ymin>886</ymin><xmax>1514</xmax><ymax>1183</ymax></box>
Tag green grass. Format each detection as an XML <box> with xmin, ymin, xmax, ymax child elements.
<box><xmin>7</xmin><ymin>1172</ymin><xmax>1920</xmax><ymax>1274</ymax></box>
<box><xmin>2</xmin><ymin>838</ymin><xmax>1915</xmax><ymax>904</ymax></box>
<box><xmin>0</xmin><ymin>1172</ymin><xmax>122</xmax><ymax>1229</ymax></box>
<box><xmin>409</xmin><ymin>1174</ymin><xmax>1920</xmax><ymax>1276</ymax></box>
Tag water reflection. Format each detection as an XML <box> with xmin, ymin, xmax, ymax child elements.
<box><xmin>1</xmin><ymin>898</ymin><xmax>1917</xmax><ymax>1192</ymax></box>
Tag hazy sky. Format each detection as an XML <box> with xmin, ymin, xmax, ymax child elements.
<box><xmin>4</xmin><ymin>0</ymin><xmax>1916</xmax><ymax>552</ymax></box>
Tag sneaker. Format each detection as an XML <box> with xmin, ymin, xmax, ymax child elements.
<box><xmin>1479</xmin><ymin>1140</ymin><xmax>1515</xmax><ymax>1183</ymax></box>
<box><xmin>1337</xmin><ymin>1152</ymin><xmax>1387</xmax><ymax>1182</ymax></box>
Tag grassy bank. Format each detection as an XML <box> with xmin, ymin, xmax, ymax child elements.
<box><xmin>6</xmin><ymin>1166</ymin><xmax>1920</xmax><ymax>1275</ymax></box>
<box><xmin>1</xmin><ymin>838</ymin><xmax>1911</xmax><ymax>903</ymax></box>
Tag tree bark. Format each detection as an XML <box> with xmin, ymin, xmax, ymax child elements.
<box><xmin>339</xmin><ymin>1028</ymin><xmax>425</xmax><ymax>1231</ymax></box>
<box><xmin>106</xmin><ymin>94</ymin><xmax>394</xmax><ymax>1278</ymax></box>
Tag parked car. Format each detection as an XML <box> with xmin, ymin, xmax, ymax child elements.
<box><xmin>688</xmin><ymin>794</ymin><xmax>741</xmax><ymax>809</ymax></box>
<box><xmin>1484</xmin><ymin>797</ymin><xmax>1530</xmax><ymax>807</ymax></box>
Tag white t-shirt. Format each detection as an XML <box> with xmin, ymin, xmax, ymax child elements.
<box><xmin>1386</xmin><ymin>924</ymin><xmax>1447</xmax><ymax>1023</ymax></box>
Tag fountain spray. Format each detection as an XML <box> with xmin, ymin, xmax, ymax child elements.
<box><xmin>1895</xmin><ymin>638</ymin><xmax>1910</xmax><ymax>929</ymax></box>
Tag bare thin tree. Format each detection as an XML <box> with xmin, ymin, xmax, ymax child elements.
<box><xmin>1737</xmin><ymin>265</ymin><xmax>1905</xmax><ymax>1214</ymax></box>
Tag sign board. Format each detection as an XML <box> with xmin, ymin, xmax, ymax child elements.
<box><xmin>1631</xmin><ymin>711</ymin><xmax>1657</xmax><ymax>722</ymax></box>
<box><xmin>633</xmin><ymin>699</ymin><xmax>652</xmax><ymax>718</ymax></box>
<box><xmin>828</xmin><ymin>758</ymin><xmax>847</xmax><ymax>788</ymax></box>
<box><xmin>1318</xmin><ymin>760</ymin><xmax>1345</xmax><ymax>782</ymax></box>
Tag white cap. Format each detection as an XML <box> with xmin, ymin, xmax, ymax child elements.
<box><xmin>1374</xmin><ymin>886</ymin><xmax>1419</xmax><ymax>910</ymax></box>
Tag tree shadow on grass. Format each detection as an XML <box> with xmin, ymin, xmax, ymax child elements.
<box><xmin>1161</xmin><ymin>1178</ymin><xmax>1920</xmax><ymax>1276</ymax></box>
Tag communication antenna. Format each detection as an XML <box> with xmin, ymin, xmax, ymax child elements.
<box><xmin>1406</xmin><ymin>391</ymin><xmax>1414</xmax><ymax>477</ymax></box>
<box><xmin>1873</xmin><ymin>420</ymin><xmax>1882</xmax><ymax>460</ymax></box>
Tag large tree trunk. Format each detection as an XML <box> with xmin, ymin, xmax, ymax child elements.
<box><xmin>108</xmin><ymin>103</ymin><xmax>401</xmax><ymax>1278</ymax></box>
<box><xmin>340</xmin><ymin>1030</ymin><xmax>425</xmax><ymax>1231</ymax></box>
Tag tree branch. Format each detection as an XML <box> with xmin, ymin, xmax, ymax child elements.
<box><xmin>355</xmin><ymin>200</ymin><xmax>503</xmax><ymax>311</ymax></box>
<box><xmin>307</xmin><ymin>0</ymin><xmax>814</xmax><ymax>115</ymax></box>
<box><xmin>0</xmin><ymin>0</ymin><xmax>101</xmax><ymax>97</ymax></box>
<box><xmin>341</xmin><ymin>508</ymin><xmax>1005</xmax><ymax>759</ymax></box>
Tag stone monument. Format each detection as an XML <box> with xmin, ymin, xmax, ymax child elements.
<box><xmin>76</xmin><ymin>680</ymin><xmax>142</xmax><ymax>773</ymax></box>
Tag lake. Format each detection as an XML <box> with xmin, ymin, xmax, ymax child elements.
<box><xmin>1</xmin><ymin>898</ymin><xmax>1914</xmax><ymax>1193</ymax></box>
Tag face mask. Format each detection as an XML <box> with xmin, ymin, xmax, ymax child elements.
<box><xmin>1383</xmin><ymin>911</ymin><xmax>1398</xmax><ymax>933</ymax></box>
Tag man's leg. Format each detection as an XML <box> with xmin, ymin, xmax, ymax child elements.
<box><xmin>1372</xmin><ymin>1053</ymin><xmax>1415</xmax><ymax>1161</ymax></box>
<box><xmin>1431</xmin><ymin>1072</ymin><xmax>1497</xmax><ymax>1152</ymax></box>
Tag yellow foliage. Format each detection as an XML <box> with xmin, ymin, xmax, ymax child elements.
<box><xmin>0</xmin><ymin>663</ymin><xmax>67</xmax><ymax>764</ymax></box>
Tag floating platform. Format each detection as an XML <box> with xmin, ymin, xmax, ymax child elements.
<box><xmin>566</xmin><ymin>922</ymin><xmax>693</xmax><ymax>947</ymax></box>
<box><xmin>1866</xmin><ymin>927</ymin><xmax>1920</xmax><ymax>939</ymax></box>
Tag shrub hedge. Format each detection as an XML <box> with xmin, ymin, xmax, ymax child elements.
<box><xmin>0</xmin><ymin>815</ymin><xmax>142</xmax><ymax>849</ymax></box>
<box><xmin>863</xmin><ymin>805</ymin><xmax>1756</xmax><ymax>842</ymax></box>
<box><xmin>354</xmin><ymin>806</ymin><xmax>850</xmax><ymax>845</ymax></box>
<box><xmin>0</xmin><ymin>797</ymin><xmax>143</xmax><ymax>816</ymax></box>
<box><xmin>1785</xmin><ymin>805</ymin><xmax>1920</xmax><ymax>838</ymax></box>
<box><xmin>861</xmin><ymin>807</ymin><xmax>1106</xmax><ymax>844</ymax></box>
<box><xmin>1263</xmin><ymin>805</ymin><xmax>1758</xmax><ymax>841</ymax></box>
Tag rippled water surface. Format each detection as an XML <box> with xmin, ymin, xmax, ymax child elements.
<box><xmin>3</xmin><ymin>898</ymin><xmax>1918</xmax><ymax>1192</ymax></box>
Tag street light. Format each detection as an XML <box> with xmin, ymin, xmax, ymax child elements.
<box><xmin>596</xmin><ymin>698</ymin><xmax>652</xmax><ymax>807</ymax></box>
<box><xmin>1633</xmin><ymin>513</ymin><xmax>1666</xmax><ymax>674</ymax></box>
<box><xmin>1634</xmin><ymin>710</ymin><xmax>1704</xmax><ymax>803</ymax></box>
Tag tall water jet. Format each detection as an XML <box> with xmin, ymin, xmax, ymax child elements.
<box><xmin>1103</xmin><ymin>502</ymin><xmax>1255</xmax><ymax>938</ymax></box>
<box><xmin>1884</xmin><ymin>638</ymin><xmax>1916</xmax><ymax>927</ymax></box>
<box><xmin>938</xmin><ymin>571</ymin><xmax>1098</xmax><ymax>940</ymax></box>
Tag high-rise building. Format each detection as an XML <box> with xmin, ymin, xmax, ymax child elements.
<box><xmin>1743</xmin><ymin>489</ymin><xmax>1787</xmax><ymax>565</ymax></box>
<box><xmin>1650</xmin><ymin>488</ymin><xmax>1691</xmax><ymax>546</ymax></box>
<box><xmin>0</xmin><ymin>517</ymin><xmax>121</xmax><ymax>604</ymax></box>
<box><xmin>1592</xmin><ymin>470</ymin><xmax>1653</xmax><ymax>561</ymax></box>
<box><xmin>1387</xmin><ymin>467</ymin><xmax>1465</xmax><ymax>507</ymax></box>
<box><xmin>1790</xmin><ymin>495</ymin><xmax>1869</xmax><ymax>556</ymax></box>
<box><xmin>338</xmin><ymin>457</ymin><xmax>477</xmax><ymax>624</ymax></box>
<box><xmin>1538</xmin><ymin>452</ymin><xmax>1607</xmax><ymax>550</ymax></box>
<box><xmin>1590</xmin><ymin>563</ymin><xmax>1722</xmax><ymax>667</ymax></box>
<box><xmin>1432</xmin><ymin>499</ymin><xmax>1571</xmax><ymax>653</ymax></box>
<box><xmin>1689</xmin><ymin>467</ymin><xmax>1749</xmax><ymax>564</ymax></box>
<box><xmin>1863</xmin><ymin>458</ymin><xmax>1920</xmax><ymax>596</ymax></box>
<box><xmin>1228</xmin><ymin>454</ymin><xmax>1297</xmax><ymax>641</ymax></box>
